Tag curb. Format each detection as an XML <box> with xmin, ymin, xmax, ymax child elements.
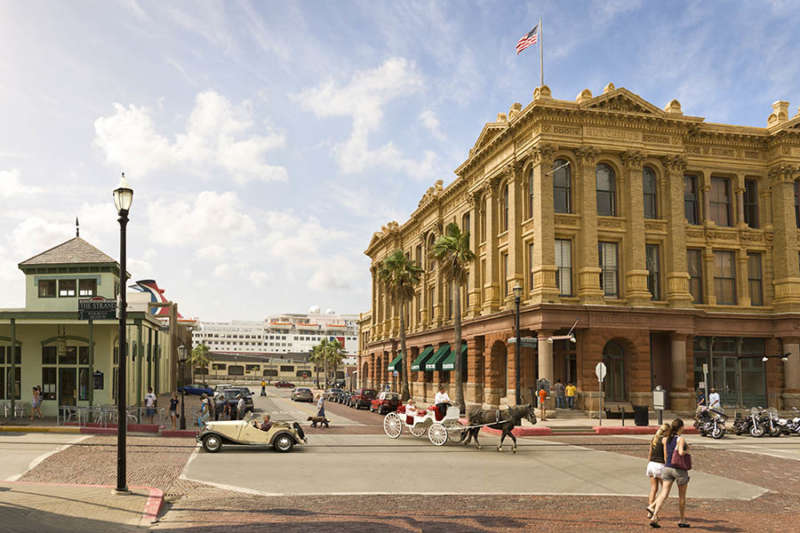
<box><xmin>2</xmin><ymin>425</ymin><xmax>198</xmax><ymax>437</ymax></box>
<box><xmin>0</xmin><ymin>425</ymin><xmax>80</xmax><ymax>434</ymax></box>
<box><xmin>161</xmin><ymin>430</ymin><xmax>198</xmax><ymax>438</ymax></box>
<box><xmin>481</xmin><ymin>426</ymin><xmax>553</xmax><ymax>437</ymax></box>
<box><xmin>593</xmin><ymin>426</ymin><xmax>700</xmax><ymax>435</ymax></box>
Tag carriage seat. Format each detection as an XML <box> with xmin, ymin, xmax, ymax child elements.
<box><xmin>397</xmin><ymin>405</ymin><xmax>406</xmax><ymax>414</ymax></box>
<box><xmin>428</xmin><ymin>405</ymin><xmax>445</xmax><ymax>421</ymax></box>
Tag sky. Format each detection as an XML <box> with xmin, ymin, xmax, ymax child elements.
<box><xmin>1</xmin><ymin>0</ymin><xmax>798</xmax><ymax>321</ymax></box>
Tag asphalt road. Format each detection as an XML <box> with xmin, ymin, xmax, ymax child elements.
<box><xmin>0</xmin><ymin>432</ymin><xmax>90</xmax><ymax>481</ymax></box>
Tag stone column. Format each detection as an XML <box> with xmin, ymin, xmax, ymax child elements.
<box><xmin>769</xmin><ymin>165</ymin><xmax>800</xmax><ymax>311</ymax></box>
<box><xmin>662</xmin><ymin>156</ymin><xmax>693</xmax><ymax>307</ymax></box>
<box><xmin>465</xmin><ymin>338</ymin><xmax>484</xmax><ymax>406</ymax></box>
<box><xmin>621</xmin><ymin>151</ymin><xmax>651</xmax><ymax>306</ymax></box>
<box><xmin>467</xmin><ymin>191</ymin><xmax>481</xmax><ymax>317</ymax></box>
<box><xmin>735</xmin><ymin>175</ymin><xmax>746</xmax><ymax>229</ymax></box>
<box><xmin>669</xmin><ymin>334</ymin><xmax>691</xmax><ymax>411</ymax></box>
<box><xmin>702</xmin><ymin>247</ymin><xmax>715</xmax><ymax>305</ymax></box>
<box><xmin>736</xmin><ymin>248</ymin><xmax>751</xmax><ymax>307</ymax></box>
<box><xmin>507</xmin><ymin>341</ymin><xmax>519</xmax><ymax>405</ymax></box>
<box><xmin>483</xmin><ymin>179</ymin><xmax>501</xmax><ymax>313</ymax></box>
<box><xmin>575</xmin><ymin>147</ymin><xmax>604</xmax><ymax>304</ymax></box>
<box><xmin>530</xmin><ymin>144</ymin><xmax>560</xmax><ymax>305</ymax></box>
<box><xmin>538</xmin><ymin>330</ymin><xmax>554</xmax><ymax>385</ymax></box>
<box><xmin>506</xmin><ymin>162</ymin><xmax>523</xmax><ymax>304</ymax></box>
<box><xmin>783</xmin><ymin>338</ymin><xmax>800</xmax><ymax>408</ymax></box>
<box><xmin>701</xmin><ymin>171</ymin><xmax>712</xmax><ymax>225</ymax></box>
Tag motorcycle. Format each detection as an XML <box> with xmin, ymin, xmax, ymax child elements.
<box><xmin>789</xmin><ymin>408</ymin><xmax>800</xmax><ymax>435</ymax></box>
<box><xmin>733</xmin><ymin>411</ymin><xmax>753</xmax><ymax>435</ymax></box>
<box><xmin>694</xmin><ymin>406</ymin><xmax>727</xmax><ymax>439</ymax></box>
<box><xmin>749</xmin><ymin>407</ymin><xmax>766</xmax><ymax>437</ymax></box>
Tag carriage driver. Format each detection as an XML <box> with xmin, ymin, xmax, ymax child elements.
<box><xmin>434</xmin><ymin>385</ymin><xmax>451</xmax><ymax>420</ymax></box>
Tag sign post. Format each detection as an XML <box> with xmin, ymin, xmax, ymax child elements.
<box><xmin>595</xmin><ymin>362</ymin><xmax>607</xmax><ymax>426</ymax></box>
<box><xmin>702</xmin><ymin>363</ymin><xmax>709</xmax><ymax>406</ymax></box>
<box><xmin>653</xmin><ymin>385</ymin><xmax>666</xmax><ymax>426</ymax></box>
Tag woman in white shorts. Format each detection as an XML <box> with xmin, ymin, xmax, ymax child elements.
<box><xmin>646</xmin><ymin>423</ymin><xmax>670</xmax><ymax>518</ymax></box>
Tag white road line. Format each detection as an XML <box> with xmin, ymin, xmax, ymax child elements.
<box><xmin>178</xmin><ymin>443</ymin><xmax>201</xmax><ymax>481</ymax></box>
<box><xmin>4</xmin><ymin>435</ymin><xmax>92</xmax><ymax>482</ymax></box>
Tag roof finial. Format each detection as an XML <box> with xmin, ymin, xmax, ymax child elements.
<box><xmin>75</xmin><ymin>217</ymin><xmax>80</xmax><ymax>237</ymax></box>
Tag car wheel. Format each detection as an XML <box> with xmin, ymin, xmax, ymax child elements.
<box><xmin>203</xmin><ymin>434</ymin><xmax>222</xmax><ymax>453</ymax></box>
<box><xmin>274</xmin><ymin>434</ymin><xmax>294</xmax><ymax>453</ymax></box>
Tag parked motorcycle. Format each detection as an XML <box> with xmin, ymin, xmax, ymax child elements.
<box><xmin>789</xmin><ymin>408</ymin><xmax>800</xmax><ymax>435</ymax></box>
<box><xmin>733</xmin><ymin>411</ymin><xmax>753</xmax><ymax>435</ymax></box>
<box><xmin>695</xmin><ymin>406</ymin><xmax>727</xmax><ymax>439</ymax></box>
<box><xmin>749</xmin><ymin>407</ymin><xmax>766</xmax><ymax>437</ymax></box>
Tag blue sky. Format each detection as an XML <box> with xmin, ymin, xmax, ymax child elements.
<box><xmin>1</xmin><ymin>0</ymin><xmax>798</xmax><ymax>320</ymax></box>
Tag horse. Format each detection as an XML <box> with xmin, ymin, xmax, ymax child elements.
<box><xmin>459</xmin><ymin>404</ymin><xmax>537</xmax><ymax>453</ymax></box>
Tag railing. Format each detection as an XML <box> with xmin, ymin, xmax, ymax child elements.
<box><xmin>0</xmin><ymin>400</ymin><xmax>29</xmax><ymax>419</ymax></box>
<box><xmin>56</xmin><ymin>405</ymin><xmax>161</xmax><ymax>427</ymax></box>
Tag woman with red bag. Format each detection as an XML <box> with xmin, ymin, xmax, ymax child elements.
<box><xmin>650</xmin><ymin>418</ymin><xmax>691</xmax><ymax>528</ymax></box>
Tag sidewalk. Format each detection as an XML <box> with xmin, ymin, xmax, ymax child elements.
<box><xmin>0</xmin><ymin>481</ymin><xmax>162</xmax><ymax>532</ymax></box>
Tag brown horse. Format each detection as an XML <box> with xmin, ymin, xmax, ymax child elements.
<box><xmin>460</xmin><ymin>404</ymin><xmax>537</xmax><ymax>453</ymax></box>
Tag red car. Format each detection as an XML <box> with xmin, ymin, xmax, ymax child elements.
<box><xmin>274</xmin><ymin>381</ymin><xmax>295</xmax><ymax>388</ymax></box>
<box><xmin>348</xmin><ymin>388</ymin><xmax>377</xmax><ymax>409</ymax></box>
<box><xmin>369</xmin><ymin>391</ymin><xmax>401</xmax><ymax>414</ymax></box>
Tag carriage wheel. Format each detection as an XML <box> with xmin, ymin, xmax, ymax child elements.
<box><xmin>410</xmin><ymin>421</ymin><xmax>428</xmax><ymax>438</ymax></box>
<box><xmin>428</xmin><ymin>423</ymin><xmax>448</xmax><ymax>446</ymax></box>
<box><xmin>383</xmin><ymin>412</ymin><xmax>402</xmax><ymax>439</ymax></box>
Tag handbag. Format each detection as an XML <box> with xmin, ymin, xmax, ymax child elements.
<box><xmin>670</xmin><ymin>443</ymin><xmax>692</xmax><ymax>470</ymax></box>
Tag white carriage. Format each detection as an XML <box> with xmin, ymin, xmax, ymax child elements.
<box><xmin>383</xmin><ymin>403</ymin><xmax>464</xmax><ymax>446</ymax></box>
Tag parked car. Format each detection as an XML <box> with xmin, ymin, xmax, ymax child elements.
<box><xmin>213</xmin><ymin>384</ymin><xmax>233</xmax><ymax>393</ymax></box>
<box><xmin>221</xmin><ymin>388</ymin><xmax>254</xmax><ymax>415</ymax></box>
<box><xmin>197</xmin><ymin>412</ymin><xmax>306</xmax><ymax>453</ymax></box>
<box><xmin>177</xmin><ymin>383</ymin><xmax>213</xmax><ymax>396</ymax></box>
<box><xmin>349</xmin><ymin>388</ymin><xmax>377</xmax><ymax>409</ymax></box>
<box><xmin>338</xmin><ymin>391</ymin><xmax>351</xmax><ymax>405</ymax></box>
<box><xmin>291</xmin><ymin>387</ymin><xmax>314</xmax><ymax>402</ymax></box>
<box><xmin>369</xmin><ymin>391</ymin><xmax>401</xmax><ymax>414</ymax></box>
<box><xmin>324</xmin><ymin>388</ymin><xmax>343</xmax><ymax>401</ymax></box>
<box><xmin>274</xmin><ymin>381</ymin><xmax>295</xmax><ymax>388</ymax></box>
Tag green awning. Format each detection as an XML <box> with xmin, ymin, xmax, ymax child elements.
<box><xmin>410</xmin><ymin>346</ymin><xmax>435</xmax><ymax>371</ymax></box>
<box><xmin>441</xmin><ymin>343</ymin><xmax>467</xmax><ymax>371</ymax></box>
<box><xmin>425</xmin><ymin>344</ymin><xmax>451</xmax><ymax>371</ymax></box>
<box><xmin>387</xmin><ymin>352</ymin><xmax>403</xmax><ymax>372</ymax></box>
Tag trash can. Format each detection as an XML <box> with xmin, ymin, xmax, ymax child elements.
<box><xmin>633</xmin><ymin>405</ymin><xmax>649</xmax><ymax>426</ymax></box>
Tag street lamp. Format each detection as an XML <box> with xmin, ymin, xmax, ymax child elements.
<box><xmin>113</xmin><ymin>172</ymin><xmax>133</xmax><ymax>494</ymax></box>
<box><xmin>512</xmin><ymin>283</ymin><xmax>522</xmax><ymax>405</ymax></box>
<box><xmin>178</xmin><ymin>345</ymin><xmax>187</xmax><ymax>430</ymax></box>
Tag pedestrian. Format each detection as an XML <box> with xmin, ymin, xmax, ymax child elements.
<box><xmin>260</xmin><ymin>379</ymin><xmax>267</xmax><ymax>397</ymax></box>
<box><xmin>650</xmin><ymin>418</ymin><xmax>691</xmax><ymax>528</ymax></box>
<box><xmin>169</xmin><ymin>392</ymin><xmax>179</xmax><ymax>430</ymax></box>
<box><xmin>646</xmin><ymin>423</ymin><xmax>670</xmax><ymax>519</ymax></box>
<box><xmin>198</xmin><ymin>393</ymin><xmax>210</xmax><ymax>429</ymax></box>
<box><xmin>144</xmin><ymin>387</ymin><xmax>157</xmax><ymax>424</ymax></box>
<box><xmin>30</xmin><ymin>386</ymin><xmax>43</xmax><ymax>421</ymax></box>
<box><xmin>237</xmin><ymin>394</ymin><xmax>246</xmax><ymax>420</ymax></box>
<box><xmin>554</xmin><ymin>379</ymin><xmax>566</xmax><ymax>409</ymax></box>
<box><xmin>316</xmin><ymin>393</ymin><xmax>326</xmax><ymax>418</ymax></box>
<box><xmin>696</xmin><ymin>388</ymin><xmax>706</xmax><ymax>407</ymax></box>
<box><xmin>565</xmin><ymin>382</ymin><xmax>577</xmax><ymax>409</ymax></box>
<box><xmin>708</xmin><ymin>388</ymin><xmax>720</xmax><ymax>410</ymax></box>
<box><xmin>214</xmin><ymin>391</ymin><xmax>225</xmax><ymax>421</ymax></box>
<box><xmin>537</xmin><ymin>387</ymin><xmax>548</xmax><ymax>421</ymax></box>
<box><xmin>230</xmin><ymin>395</ymin><xmax>239</xmax><ymax>420</ymax></box>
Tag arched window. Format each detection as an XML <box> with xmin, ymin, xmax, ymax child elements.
<box><xmin>553</xmin><ymin>158</ymin><xmax>571</xmax><ymax>214</ymax></box>
<box><xmin>596</xmin><ymin>163</ymin><xmax>616</xmax><ymax>216</ymax></box>
<box><xmin>643</xmin><ymin>166</ymin><xmax>658</xmax><ymax>219</ymax></box>
<box><xmin>502</xmin><ymin>182</ymin><xmax>509</xmax><ymax>231</ymax></box>
<box><xmin>461</xmin><ymin>211</ymin><xmax>471</xmax><ymax>236</ymax></box>
<box><xmin>528</xmin><ymin>166</ymin><xmax>534</xmax><ymax>219</ymax></box>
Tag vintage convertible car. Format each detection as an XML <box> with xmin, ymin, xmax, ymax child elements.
<box><xmin>197</xmin><ymin>412</ymin><xmax>307</xmax><ymax>453</ymax></box>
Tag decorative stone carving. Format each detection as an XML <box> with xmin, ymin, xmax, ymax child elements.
<box><xmin>598</xmin><ymin>217</ymin><xmax>625</xmax><ymax>229</ymax></box>
<box><xmin>576</xmin><ymin>88</ymin><xmax>592</xmax><ymax>104</ymax></box>
<box><xmin>533</xmin><ymin>85</ymin><xmax>552</xmax><ymax>100</ymax></box>
<box><xmin>532</xmin><ymin>143</ymin><xmax>556</xmax><ymax>164</ymax></box>
<box><xmin>508</xmin><ymin>102</ymin><xmax>522</xmax><ymax>120</ymax></box>
<box><xmin>662</xmin><ymin>155</ymin><xmax>687</xmax><ymax>173</ymax></box>
<box><xmin>497</xmin><ymin>113</ymin><xmax>507</xmax><ymax>123</ymax></box>
<box><xmin>769</xmin><ymin>164</ymin><xmax>797</xmax><ymax>183</ymax></box>
<box><xmin>685</xmin><ymin>228</ymin><xmax>705</xmax><ymax>240</ymax></box>
<box><xmin>767</xmin><ymin>100</ymin><xmax>789</xmax><ymax>126</ymax></box>
<box><xmin>575</xmin><ymin>145</ymin><xmax>599</xmax><ymax>164</ymax></box>
<box><xmin>554</xmin><ymin>214</ymin><xmax>579</xmax><ymax>227</ymax></box>
<box><xmin>621</xmin><ymin>150</ymin><xmax>645</xmax><ymax>169</ymax></box>
<box><xmin>644</xmin><ymin>220</ymin><xmax>667</xmax><ymax>233</ymax></box>
<box><xmin>664</xmin><ymin>99</ymin><xmax>682</xmax><ymax>114</ymax></box>
<box><xmin>603</xmin><ymin>82</ymin><xmax>615</xmax><ymax>94</ymax></box>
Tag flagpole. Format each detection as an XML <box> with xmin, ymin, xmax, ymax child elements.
<box><xmin>539</xmin><ymin>16</ymin><xmax>544</xmax><ymax>87</ymax></box>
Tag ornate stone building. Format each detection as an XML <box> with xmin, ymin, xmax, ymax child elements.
<box><xmin>358</xmin><ymin>84</ymin><xmax>800</xmax><ymax>412</ymax></box>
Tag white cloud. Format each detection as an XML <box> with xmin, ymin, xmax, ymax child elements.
<box><xmin>94</xmin><ymin>90</ymin><xmax>288</xmax><ymax>184</ymax></box>
<box><xmin>249</xmin><ymin>271</ymin><xmax>268</xmax><ymax>287</ymax></box>
<box><xmin>419</xmin><ymin>109</ymin><xmax>445</xmax><ymax>141</ymax></box>
<box><xmin>0</xmin><ymin>169</ymin><xmax>42</xmax><ymax>198</ymax></box>
<box><xmin>294</xmin><ymin>58</ymin><xmax>438</xmax><ymax>179</ymax></box>
<box><xmin>307</xmin><ymin>255</ymin><xmax>360</xmax><ymax>291</ymax></box>
<box><xmin>213</xmin><ymin>263</ymin><xmax>231</xmax><ymax>278</ymax></box>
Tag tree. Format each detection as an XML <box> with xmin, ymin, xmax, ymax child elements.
<box><xmin>377</xmin><ymin>249</ymin><xmax>423</xmax><ymax>401</ymax></box>
<box><xmin>325</xmin><ymin>338</ymin><xmax>346</xmax><ymax>385</ymax></box>
<box><xmin>432</xmin><ymin>222</ymin><xmax>475</xmax><ymax>411</ymax></box>
<box><xmin>190</xmin><ymin>343</ymin><xmax>211</xmax><ymax>385</ymax></box>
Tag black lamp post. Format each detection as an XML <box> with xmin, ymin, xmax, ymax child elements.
<box><xmin>178</xmin><ymin>345</ymin><xmax>187</xmax><ymax>430</ymax></box>
<box><xmin>113</xmin><ymin>173</ymin><xmax>133</xmax><ymax>494</ymax></box>
<box><xmin>513</xmin><ymin>283</ymin><xmax>522</xmax><ymax>406</ymax></box>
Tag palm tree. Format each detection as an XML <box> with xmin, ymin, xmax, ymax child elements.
<box><xmin>190</xmin><ymin>343</ymin><xmax>211</xmax><ymax>385</ymax></box>
<box><xmin>309</xmin><ymin>344</ymin><xmax>323</xmax><ymax>387</ymax></box>
<box><xmin>432</xmin><ymin>222</ymin><xmax>475</xmax><ymax>411</ymax></box>
<box><xmin>325</xmin><ymin>338</ymin><xmax>346</xmax><ymax>386</ymax></box>
<box><xmin>377</xmin><ymin>249</ymin><xmax>423</xmax><ymax>401</ymax></box>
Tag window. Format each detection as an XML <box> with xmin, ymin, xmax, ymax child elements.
<box><xmin>227</xmin><ymin>365</ymin><xmax>244</xmax><ymax>376</ymax></box>
<box><xmin>748</xmin><ymin>253</ymin><xmax>763</xmax><ymax>306</ymax></box>
<box><xmin>78</xmin><ymin>279</ymin><xmax>97</xmax><ymax>297</ymax></box>
<box><xmin>427</xmin><ymin>234</ymin><xmax>436</xmax><ymax>269</ymax></box>
<box><xmin>596</xmin><ymin>163</ymin><xmax>616</xmax><ymax>216</ymax></box>
<box><xmin>598</xmin><ymin>242</ymin><xmax>619</xmax><ymax>297</ymax></box>
<box><xmin>502</xmin><ymin>182</ymin><xmax>509</xmax><ymax>232</ymax></box>
<box><xmin>687</xmin><ymin>249</ymin><xmax>704</xmax><ymax>304</ymax></box>
<box><xmin>462</xmin><ymin>212</ymin><xmax>470</xmax><ymax>237</ymax></box>
<box><xmin>416</xmin><ymin>291</ymin><xmax>421</xmax><ymax>324</ymax></box>
<box><xmin>58</xmin><ymin>279</ymin><xmax>76</xmax><ymax>297</ymax></box>
<box><xmin>528</xmin><ymin>242</ymin><xmax>535</xmax><ymax>287</ymax></box>
<box><xmin>263</xmin><ymin>369</ymin><xmax>278</xmax><ymax>377</ymax></box>
<box><xmin>795</xmin><ymin>181</ymin><xmax>800</xmax><ymax>228</ymax></box>
<box><xmin>744</xmin><ymin>179</ymin><xmax>759</xmax><ymax>228</ymax></box>
<box><xmin>42</xmin><ymin>346</ymin><xmax>57</xmax><ymax>365</ymax></box>
<box><xmin>643</xmin><ymin>167</ymin><xmax>658</xmax><ymax>219</ymax></box>
<box><xmin>41</xmin><ymin>368</ymin><xmax>57</xmax><ymax>400</ymax></box>
<box><xmin>280</xmin><ymin>365</ymin><xmax>294</xmax><ymax>372</ymax></box>
<box><xmin>39</xmin><ymin>279</ymin><xmax>56</xmax><ymax>298</ymax></box>
<box><xmin>553</xmin><ymin>158</ymin><xmax>571</xmax><ymax>214</ymax></box>
<box><xmin>646</xmin><ymin>244</ymin><xmax>661</xmax><ymax>300</ymax></box>
<box><xmin>528</xmin><ymin>167</ymin><xmax>535</xmax><ymax>218</ymax></box>
<box><xmin>555</xmin><ymin>239</ymin><xmax>572</xmax><ymax>296</ymax></box>
<box><xmin>501</xmin><ymin>252</ymin><xmax>508</xmax><ymax>296</ymax></box>
<box><xmin>710</xmin><ymin>177</ymin><xmax>732</xmax><ymax>226</ymax></box>
<box><xmin>428</xmin><ymin>286</ymin><xmax>435</xmax><ymax>318</ymax></box>
<box><xmin>480</xmin><ymin>196</ymin><xmax>487</xmax><ymax>241</ymax></box>
<box><xmin>714</xmin><ymin>251</ymin><xmax>736</xmax><ymax>305</ymax></box>
<box><xmin>684</xmin><ymin>175</ymin><xmax>699</xmax><ymax>224</ymax></box>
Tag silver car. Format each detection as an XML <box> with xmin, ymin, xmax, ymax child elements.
<box><xmin>291</xmin><ymin>387</ymin><xmax>314</xmax><ymax>402</ymax></box>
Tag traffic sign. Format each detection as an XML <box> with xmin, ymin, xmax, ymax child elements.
<box><xmin>595</xmin><ymin>362</ymin><xmax>607</xmax><ymax>382</ymax></box>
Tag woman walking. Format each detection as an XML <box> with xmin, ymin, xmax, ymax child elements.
<box><xmin>650</xmin><ymin>418</ymin><xmax>691</xmax><ymax>528</ymax></box>
<box><xmin>169</xmin><ymin>392</ymin><xmax>179</xmax><ymax>430</ymax></box>
<box><xmin>646</xmin><ymin>423</ymin><xmax>670</xmax><ymax>518</ymax></box>
<box><xmin>30</xmin><ymin>386</ymin><xmax>43</xmax><ymax>420</ymax></box>
<box><xmin>197</xmin><ymin>393</ymin><xmax>210</xmax><ymax>429</ymax></box>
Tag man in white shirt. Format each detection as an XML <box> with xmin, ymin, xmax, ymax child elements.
<box><xmin>708</xmin><ymin>388</ymin><xmax>721</xmax><ymax>411</ymax></box>
<box><xmin>236</xmin><ymin>395</ymin><xmax>246</xmax><ymax>420</ymax></box>
<box><xmin>316</xmin><ymin>393</ymin><xmax>326</xmax><ymax>418</ymax></box>
<box><xmin>434</xmin><ymin>386</ymin><xmax>451</xmax><ymax>420</ymax></box>
<box><xmin>144</xmin><ymin>387</ymin><xmax>157</xmax><ymax>424</ymax></box>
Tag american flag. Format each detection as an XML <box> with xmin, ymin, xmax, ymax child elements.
<box><xmin>516</xmin><ymin>24</ymin><xmax>538</xmax><ymax>54</ymax></box>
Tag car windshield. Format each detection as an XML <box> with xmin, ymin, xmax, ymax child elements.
<box><xmin>363</xmin><ymin>390</ymin><xmax>376</xmax><ymax>397</ymax></box>
<box><xmin>297</xmin><ymin>388</ymin><xmax>311</xmax><ymax>393</ymax></box>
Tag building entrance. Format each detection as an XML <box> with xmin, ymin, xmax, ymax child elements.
<box><xmin>603</xmin><ymin>342</ymin><xmax>625</xmax><ymax>402</ymax></box>
<box><xmin>59</xmin><ymin>368</ymin><xmax>77</xmax><ymax>406</ymax></box>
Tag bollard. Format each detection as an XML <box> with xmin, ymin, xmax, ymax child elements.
<box><xmin>620</xmin><ymin>406</ymin><xmax>625</xmax><ymax>426</ymax></box>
